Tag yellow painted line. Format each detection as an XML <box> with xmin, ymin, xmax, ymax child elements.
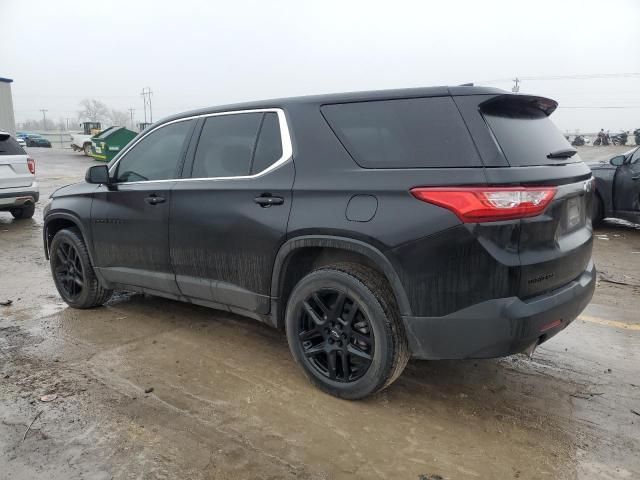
<box><xmin>578</xmin><ymin>314</ymin><xmax>640</xmax><ymax>331</ymax></box>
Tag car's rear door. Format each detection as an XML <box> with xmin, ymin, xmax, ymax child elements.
<box><xmin>613</xmin><ymin>147</ymin><xmax>640</xmax><ymax>216</ymax></box>
<box><xmin>91</xmin><ymin>119</ymin><xmax>196</xmax><ymax>295</ymax></box>
<box><xmin>169</xmin><ymin>109</ymin><xmax>294</xmax><ymax>315</ymax></box>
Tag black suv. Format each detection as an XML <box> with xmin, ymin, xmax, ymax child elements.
<box><xmin>44</xmin><ymin>86</ymin><xmax>595</xmax><ymax>399</ymax></box>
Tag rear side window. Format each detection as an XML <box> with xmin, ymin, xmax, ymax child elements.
<box><xmin>321</xmin><ymin>97</ymin><xmax>480</xmax><ymax>168</ymax></box>
<box><xmin>0</xmin><ymin>136</ymin><xmax>25</xmax><ymax>155</ymax></box>
<box><xmin>192</xmin><ymin>112</ymin><xmax>284</xmax><ymax>178</ymax></box>
<box><xmin>481</xmin><ymin>98</ymin><xmax>578</xmax><ymax>167</ymax></box>
<box><xmin>193</xmin><ymin>113</ymin><xmax>262</xmax><ymax>178</ymax></box>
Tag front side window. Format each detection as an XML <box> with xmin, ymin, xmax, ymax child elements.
<box><xmin>191</xmin><ymin>111</ymin><xmax>284</xmax><ymax>178</ymax></box>
<box><xmin>115</xmin><ymin>120</ymin><xmax>194</xmax><ymax>183</ymax></box>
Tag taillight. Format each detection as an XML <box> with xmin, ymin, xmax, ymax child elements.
<box><xmin>410</xmin><ymin>186</ymin><xmax>557</xmax><ymax>223</ymax></box>
<box><xmin>27</xmin><ymin>157</ymin><xmax>36</xmax><ymax>175</ymax></box>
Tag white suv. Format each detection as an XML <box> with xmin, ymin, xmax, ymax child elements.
<box><xmin>0</xmin><ymin>131</ymin><xmax>38</xmax><ymax>219</ymax></box>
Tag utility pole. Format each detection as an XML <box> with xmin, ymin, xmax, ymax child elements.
<box><xmin>140</xmin><ymin>87</ymin><xmax>153</xmax><ymax>123</ymax></box>
<box><xmin>39</xmin><ymin>109</ymin><xmax>48</xmax><ymax>130</ymax></box>
<box><xmin>512</xmin><ymin>77</ymin><xmax>520</xmax><ymax>93</ymax></box>
<box><xmin>128</xmin><ymin>108</ymin><xmax>135</xmax><ymax>130</ymax></box>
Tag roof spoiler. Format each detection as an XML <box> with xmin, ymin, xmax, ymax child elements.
<box><xmin>479</xmin><ymin>94</ymin><xmax>558</xmax><ymax>116</ymax></box>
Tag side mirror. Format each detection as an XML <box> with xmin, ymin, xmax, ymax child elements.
<box><xmin>610</xmin><ymin>155</ymin><xmax>625</xmax><ymax>167</ymax></box>
<box><xmin>85</xmin><ymin>165</ymin><xmax>111</xmax><ymax>184</ymax></box>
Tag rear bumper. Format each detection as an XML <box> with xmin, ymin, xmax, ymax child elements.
<box><xmin>0</xmin><ymin>184</ymin><xmax>40</xmax><ymax>209</ymax></box>
<box><xmin>402</xmin><ymin>259</ymin><xmax>596</xmax><ymax>359</ymax></box>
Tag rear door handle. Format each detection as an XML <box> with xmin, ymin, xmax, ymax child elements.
<box><xmin>254</xmin><ymin>195</ymin><xmax>284</xmax><ymax>207</ymax></box>
<box><xmin>632</xmin><ymin>175</ymin><xmax>640</xmax><ymax>181</ymax></box>
<box><xmin>144</xmin><ymin>195</ymin><xmax>166</xmax><ymax>205</ymax></box>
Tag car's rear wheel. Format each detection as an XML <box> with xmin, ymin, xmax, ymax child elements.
<box><xmin>592</xmin><ymin>194</ymin><xmax>604</xmax><ymax>226</ymax></box>
<box><xmin>10</xmin><ymin>203</ymin><xmax>35</xmax><ymax>219</ymax></box>
<box><xmin>50</xmin><ymin>228</ymin><xmax>113</xmax><ymax>308</ymax></box>
<box><xmin>285</xmin><ymin>263</ymin><xmax>409</xmax><ymax>400</ymax></box>
<box><xmin>83</xmin><ymin>143</ymin><xmax>92</xmax><ymax>156</ymax></box>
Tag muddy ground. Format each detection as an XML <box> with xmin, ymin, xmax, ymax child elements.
<box><xmin>1</xmin><ymin>146</ymin><xmax>639</xmax><ymax>480</ymax></box>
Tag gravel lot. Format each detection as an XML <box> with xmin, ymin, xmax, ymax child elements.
<box><xmin>1</xmin><ymin>146</ymin><xmax>639</xmax><ymax>480</ymax></box>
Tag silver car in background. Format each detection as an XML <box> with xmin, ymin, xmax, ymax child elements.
<box><xmin>0</xmin><ymin>131</ymin><xmax>38</xmax><ymax>219</ymax></box>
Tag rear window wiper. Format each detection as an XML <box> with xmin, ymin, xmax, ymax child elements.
<box><xmin>547</xmin><ymin>148</ymin><xmax>577</xmax><ymax>159</ymax></box>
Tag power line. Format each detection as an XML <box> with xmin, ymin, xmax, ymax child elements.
<box><xmin>140</xmin><ymin>87</ymin><xmax>153</xmax><ymax>123</ymax></box>
<box><xmin>481</xmin><ymin>72</ymin><xmax>640</xmax><ymax>84</ymax></box>
<box><xmin>39</xmin><ymin>109</ymin><xmax>48</xmax><ymax>129</ymax></box>
<box><xmin>128</xmin><ymin>108</ymin><xmax>135</xmax><ymax>130</ymax></box>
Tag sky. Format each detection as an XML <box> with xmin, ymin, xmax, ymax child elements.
<box><xmin>1</xmin><ymin>0</ymin><xmax>639</xmax><ymax>133</ymax></box>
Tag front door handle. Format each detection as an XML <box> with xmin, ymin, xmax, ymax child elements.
<box><xmin>632</xmin><ymin>175</ymin><xmax>640</xmax><ymax>181</ymax></box>
<box><xmin>144</xmin><ymin>195</ymin><xmax>166</xmax><ymax>205</ymax></box>
<box><xmin>254</xmin><ymin>195</ymin><xmax>284</xmax><ymax>207</ymax></box>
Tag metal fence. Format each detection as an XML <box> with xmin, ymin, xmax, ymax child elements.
<box><xmin>25</xmin><ymin>131</ymin><xmax>73</xmax><ymax>149</ymax></box>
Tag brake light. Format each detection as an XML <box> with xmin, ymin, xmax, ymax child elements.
<box><xmin>27</xmin><ymin>157</ymin><xmax>35</xmax><ymax>175</ymax></box>
<box><xmin>410</xmin><ymin>186</ymin><xmax>557</xmax><ymax>223</ymax></box>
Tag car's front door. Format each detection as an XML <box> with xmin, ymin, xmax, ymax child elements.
<box><xmin>613</xmin><ymin>147</ymin><xmax>640</xmax><ymax>216</ymax></box>
<box><xmin>170</xmin><ymin>110</ymin><xmax>293</xmax><ymax>315</ymax></box>
<box><xmin>91</xmin><ymin>119</ymin><xmax>196</xmax><ymax>295</ymax></box>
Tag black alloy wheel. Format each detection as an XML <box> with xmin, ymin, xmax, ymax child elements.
<box><xmin>49</xmin><ymin>228</ymin><xmax>113</xmax><ymax>308</ymax></box>
<box><xmin>286</xmin><ymin>263</ymin><xmax>409</xmax><ymax>399</ymax></box>
<box><xmin>298</xmin><ymin>288</ymin><xmax>374</xmax><ymax>383</ymax></box>
<box><xmin>52</xmin><ymin>239</ymin><xmax>85</xmax><ymax>300</ymax></box>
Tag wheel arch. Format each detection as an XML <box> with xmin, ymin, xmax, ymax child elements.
<box><xmin>270</xmin><ymin>235</ymin><xmax>412</xmax><ymax>329</ymax></box>
<box><xmin>592</xmin><ymin>175</ymin><xmax>613</xmax><ymax>214</ymax></box>
<box><xmin>44</xmin><ymin>212</ymin><xmax>94</xmax><ymax>265</ymax></box>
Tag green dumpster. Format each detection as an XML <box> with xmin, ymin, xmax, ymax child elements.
<box><xmin>90</xmin><ymin>126</ymin><xmax>137</xmax><ymax>162</ymax></box>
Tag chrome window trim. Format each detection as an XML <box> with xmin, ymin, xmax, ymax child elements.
<box><xmin>108</xmin><ymin>108</ymin><xmax>293</xmax><ymax>184</ymax></box>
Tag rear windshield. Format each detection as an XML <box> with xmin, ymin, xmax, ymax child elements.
<box><xmin>321</xmin><ymin>97</ymin><xmax>480</xmax><ymax>168</ymax></box>
<box><xmin>0</xmin><ymin>136</ymin><xmax>25</xmax><ymax>155</ymax></box>
<box><xmin>481</xmin><ymin>99</ymin><xmax>579</xmax><ymax>167</ymax></box>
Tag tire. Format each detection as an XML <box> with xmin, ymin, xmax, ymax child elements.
<box><xmin>50</xmin><ymin>228</ymin><xmax>113</xmax><ymax>308</ymax></box>
<box><xmin>285</xmin><ymin>263</ymin><xmax>409</xmax><ymax>400</ymax></box>
<box><xmin>592</xmin><ymin>194</ymin><xmax>604</xmax><ymax>227</ymax></box>
<box><xmin>83</xmin><ymin>143</ymin><xmax>92</xmax><ymax>156</ymax></box>
<box><xmin>10</xmin><ymin>203</ymin><xmax>35</xmax><ymax>220</ymax></box>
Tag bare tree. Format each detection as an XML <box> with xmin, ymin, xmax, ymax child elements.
<box><xmin>107</xmin><ymin>109</ymin><xmax>130</xmax><ymax>127</ymax></box>
<box><xmin>78</xmin><ymin>99</ymin><xmax>109</xmax><ymax>123</ymax></box>
<box><xmin>55</xmin><ymin>117</ymin><xmax>68</xmax><ymax>131</ymax></box>
<box><xmin>22</xmin><ymin>118</ymin><xmax>55</xmax><ymax>131</ymax></box>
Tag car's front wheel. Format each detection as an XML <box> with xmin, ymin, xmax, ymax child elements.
<box><xmin>83</xmin><ymin>143</ymin><xmax>92</xmax><ymax>156</ymax></box>
<box><xmin>285</xmin><ymin>263</ymin><xmax>409</xmax><ymax>400</ymax></box>
<box><xmin>50</xmin><ymin>228</ymin><xmax>113</xmax><ymax>308</ymax></box>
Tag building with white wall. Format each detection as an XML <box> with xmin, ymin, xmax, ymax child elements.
<box><xmin>0</xmin><ymin>77</ymin><xmax>16</xmax><ymax>136</ymax></box>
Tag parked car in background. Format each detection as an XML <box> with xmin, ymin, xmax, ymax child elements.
<box><xmin>24</xmin><ymin>133</ymin><xmax>52</xmax><ymax>148</ymax></box>
<box><xmin>43</xmin><ymin>86</ymin><xmax>595</xmax><ymax>399</ymax></box>
<box><xmin>0</xmin><ymin>130</ymin><xmax>38</xmax><ymax>219</ymax></box>
<box><xmin>16</xmin><ymin>136</ymin><xmax>26</xmax><ymax>148</ymax></box>
<box><xmin>589</xmin><ymin>146</ymin><xmax>640</xmax><ymax>225</ymax></box>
